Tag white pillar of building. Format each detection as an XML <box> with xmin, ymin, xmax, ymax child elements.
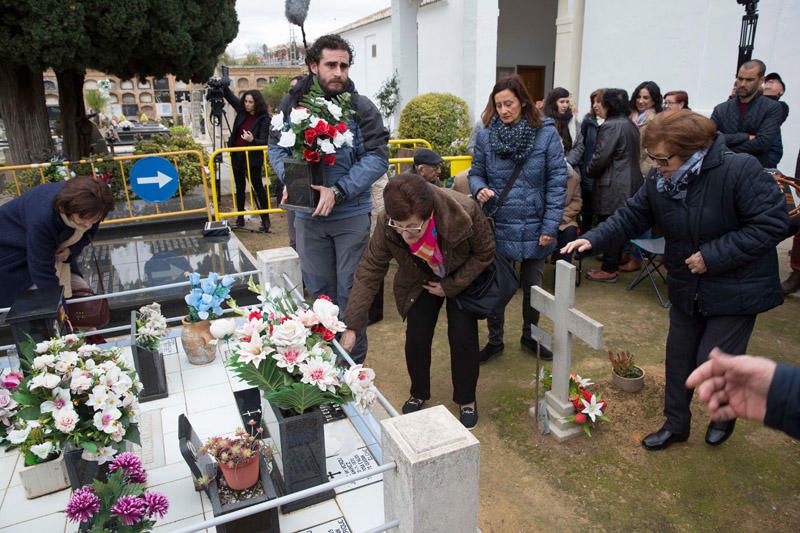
<box><xmin>462</xmin><ymin>0</ymin><xmax>499</xmax><ymax>121</ymax></box>
<box><xmin>553</xmin><ymin>0</ymin><xmax>585</xmax><ymax>106</ymax></box>
<box><xmin>382</xmin><ymin>405</ymin><xmax>480</xmax><ymax>532</ymax></box>
<box><xmin>391</xmin><ymin>0</ymin><xmax>420</xmax><ymax>114</ymax></box>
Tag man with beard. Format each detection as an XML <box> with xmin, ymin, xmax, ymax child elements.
<box><xmin>711</xmin><ymin>59</ymin><xmax>783</xmax><ymax>168</ymax></box>
<box><xmin>269</xmin><ymin>34</ymin><xmax>389</xmax><ymax>363</ymax></box>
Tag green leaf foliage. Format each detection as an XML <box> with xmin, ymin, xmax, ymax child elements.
<box><xmin>262</xmin><ymin>76</ymin><xmax>293</xmax><ymax>110</ymax></box>
<box><xmin>125</xmin><ymin>424</ymin><xmax>141</xmax><ymax>447</ymax></box>
<box><xmin>227</xmin><ymin>353</ymin><xmax>289</xmax><ymax>397</ymax></box>
<box><xmin>398</xmin><ymin>92</ymin><xmax>472</xmax><ymax>157</ymax></box>
<box><xmin>267</xmin><ymin>382</ymin><xmax>341</xmax><ymax>414</ymax></box>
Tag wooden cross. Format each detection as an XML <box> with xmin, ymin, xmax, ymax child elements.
<box><xmin>531</xmin><ymin>260</ymin><xmax>604</xmax><ymax>442</ymax></box>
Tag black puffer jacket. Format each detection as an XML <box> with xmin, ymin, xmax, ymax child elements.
<box><xmin>584</xmin><ymin>134</ymin><xmax>788</xmax><ymax>317</ymax></box>
<box><xmin>710</xmin><ymin>92</ymin><xmax>783</xmax><ymax>168</ymax></box>
<box><xmin>223</xmin><ymin>87</ymin><xmax>270</xmax><ymax>164</ymax></box>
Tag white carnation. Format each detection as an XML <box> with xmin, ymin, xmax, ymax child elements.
<box><xmin>278</xmin><ymin>129</ymin><xmax>296</xmax><ymax>148</ymax></box>
<box><xmin>270</xmin><ymin>111</ymin><xmax>285</xmax><ymax>131</ymax></box>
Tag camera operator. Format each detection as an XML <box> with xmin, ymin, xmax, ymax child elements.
<box><xmin>222</xmin><ymin>81</ymin><xmax>272</xmax><ymax>232</ymax></box>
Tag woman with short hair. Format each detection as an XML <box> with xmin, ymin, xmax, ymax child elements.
<box><xmin>664</xmin><ymin>90</ymin><xmax>691</xmax><ymax>111</ymax></box>
<box><xmin>562</xmin><ymin>110</ymin><xmax>788</xmax><ymax>450</ymax></box>
<box><xmin>0</xmin><ymin>176</ymin><xmax>114</xmax><ymax>307</ymax></box>
<box><xmin>341</xmin><ymin>174</ymin><xmax>495</xmax><ymax>429</ymax></box>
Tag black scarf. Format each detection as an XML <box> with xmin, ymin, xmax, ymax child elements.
<box><xmin>552</xmin><ymin>109</ymin><xmax>574</xmax><ymax>153</ymax></box>
<box><xmin>487</xmin><ymin>115</ymin><xmax>537</xmax><ymax>162</ymax></box>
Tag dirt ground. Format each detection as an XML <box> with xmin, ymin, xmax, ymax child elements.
<box><xmin>236</xmin><ymin>213</ymin><xmax>800</xmax><ymax>532</ymax></box>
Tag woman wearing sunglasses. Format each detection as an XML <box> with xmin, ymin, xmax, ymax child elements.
<box><xmin>340</xmin><ymin>173</ymin><xmax>495</xmax><ymax>429</ymax></box>
<box><xmin>562</xmin><ymin>110</ymin><xmax>788</xmax><ymax>451</ymax></box>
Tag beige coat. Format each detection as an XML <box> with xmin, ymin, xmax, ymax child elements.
<box><xmin>560</xmin><ymin>166</ymin><xmax>583</xmax><ymax>231</ymax></box>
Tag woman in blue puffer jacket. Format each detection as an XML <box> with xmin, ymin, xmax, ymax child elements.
<box><xmin>469</xmin><ymin>75</ymin><xmax>568</xmax><ymax>362</ymax></box>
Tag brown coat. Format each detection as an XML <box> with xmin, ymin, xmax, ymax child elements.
<box><xmin>343</xmin><ymin>186</ymin><xmax>496</xmax><ymax>331</ymax></box>
<box><xmin>559</xmin><ymin>166</ymin><xmax>583</xmax><ymax>231</ymax></box>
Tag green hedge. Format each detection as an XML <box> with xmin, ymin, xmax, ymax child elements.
<box><xmin>398</xmin><ymin>93</ymin><xmax>471</xmax><ymax>157</ymax></box>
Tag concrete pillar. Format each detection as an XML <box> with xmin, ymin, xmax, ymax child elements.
<box><xmin>553</xmin><ymin>0</ymin><xmax>585</xmax><ymax>109</ymax></box>
<box><xmin>462</xmin><ymin>0</ymin><xmax>499</xmax><ymax>121</ymax></box>
<box><xmin>391</xmin><ymin>0</ymin><xmax>420</xmax><ymax>113</ymax></box>
<box><xmin>382</xmin><ymin>405</ymin><xmax>480</xmax><ymax>533</ymax></box>
<box><xmin>256</xmin><ymin>247</ymin><xmax>302</xmax><ymax>294</ymax></box>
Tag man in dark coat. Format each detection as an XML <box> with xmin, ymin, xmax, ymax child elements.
<box><xmin>711</xmin><ymin>60</ymin><xmax>783</xmax><ymax>168</ymax></box>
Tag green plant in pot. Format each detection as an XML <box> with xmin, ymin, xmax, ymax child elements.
<box><xmin>609</xmin><ymin>350</ymin><xmax>645</xmax><ymax>392</ymax></box>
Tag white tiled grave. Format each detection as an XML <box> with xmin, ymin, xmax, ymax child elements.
<box><xmin>0</xmin><ymin>332</ymin><xmax>387</xmax><ymax>532</ymax></box>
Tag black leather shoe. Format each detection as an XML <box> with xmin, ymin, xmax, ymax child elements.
<box><xmin>401</xmin><ymin>397</ymin><xmax>425</xmax><ymax>414</ymax></box>
<box><xmin>520</xmin><ymin>336</ymin><xmax>553</xmax><ymax>360</ymax></box>
<box><xmin>233</xmin><ymin>216</ymin><xmax>245</xmax><ymax>228</ymax></box>
<box><xmin>478</xmin><ymin>342</ymin><xmax>504</xmax><ymax>363</ymax></box>
<box><xmin>641</xmin><ymin>426</ymin><xmax>690</xmax><ymax>451</ymax></box>
<box><xmin>705</xmin><ymin>420</ymin><xmax>736</xmax><ymax>446</ymax></box>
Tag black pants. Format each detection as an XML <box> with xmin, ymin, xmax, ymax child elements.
<box><xmin>231</xmin><ymin>153</ymin><xmax>270</xmax><ymax>224</ymax></box>
<box><xmin>579</xmin><ymin>186</ymin><xmax>594</xmax><ymax>235</ymax></box>
<box><xmin>556</xmin><ymin>226</ymin><xmax>579</xmax><ymax>263</ymax></box>
<box><xmin>596</xmin><ymin>214</ymin><xmax>622</xmax><ymax>272</ymax></box>
<box><xmin>663</xmin><ymin>305</ymin><xmax>755</xmax><ymax>433</ymax></box>
<box><xmin>405</xmin><ymin>290</ymin><xmax>480</xmax><ymax>405</ymax></box>
<box><xmin>488</xmin><ymin>257</ymin><xmax>544</xmax><ymax>346</ymax></box>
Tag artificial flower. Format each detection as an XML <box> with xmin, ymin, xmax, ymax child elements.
<box><xmin>273</xmin><ymin>344</ymin><xmax>308</xmax><ymax>373</ymax></box>
<box><xmin>271</xmin><ymin>318</ymin><xmax>311</xmax><ymax>347</ymax></box>
<box><xmin>270</xmin><ymin>111</ymin><xmax>284</xmax><ymax>131</ymax></box>
<box><xmin>299</xmin><ymin>357</ymin><xmax>340</xmax><ymax>393</ymax></box>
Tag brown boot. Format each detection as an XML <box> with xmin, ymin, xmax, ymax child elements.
<box><xmin>782</xmin><ymin>272</ymin><xmax>800</xmax><ymax>294</ymax></box>
<box><xmin>619</xmin><ymin>258</ymin><xmax>642</xmax><ymax>272</ymax></box>
<box><xmin>585</xmin><ymin>268</ymin><xmax>618</xmax><ymax>282</ymax></box>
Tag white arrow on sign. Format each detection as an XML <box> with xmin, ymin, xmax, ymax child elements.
<box><xmin>137</xmin><ymin>171</ymin><xmax>173</xmax><ymax>188</ymax></box>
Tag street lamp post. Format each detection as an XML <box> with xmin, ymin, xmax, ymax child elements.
<box><xmin>736</xmin><ymin>0</ymin><xmax>760</xmax><ymax>70</ymax></box>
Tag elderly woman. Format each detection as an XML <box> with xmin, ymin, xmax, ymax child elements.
<box><xmin>469</xmin><ymin>75</ymin><xmax>567</xmax><ymax>362</ymax></box>
<box><xmin>562</xmin><ymin>110</ymin><xmax>788</xmax><ymax>450</ymax></box>
<box><xmin>0</xmin><ymin>176</ymin><xmax>114</xmax><ymax>307</ymax></box>
<box><xmin>341</xmin><ymin>174</ymin><xmax>495</xmax><ymax>429</ymax></box>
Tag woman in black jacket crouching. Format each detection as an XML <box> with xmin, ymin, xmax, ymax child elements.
<box><xmin>562</xmin><ymin>110</ymin><xmax>788</xmax><ymax>451</ymax></box>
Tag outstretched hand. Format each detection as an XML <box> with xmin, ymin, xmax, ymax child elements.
<box><xmin>560</xmin><ymin>238</ymin><xmax>593</xmax><ymax>255</ymax></box>
<box><xmin>686</xmin><ymin>347</ymin><xmax>777</xmax><ymax>423</ymax></box>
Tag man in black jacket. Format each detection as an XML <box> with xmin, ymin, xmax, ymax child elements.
<box><xmin>711</xmin><ymin>60</ymin><xmax>783</xmax><ymax>168</ymax></box>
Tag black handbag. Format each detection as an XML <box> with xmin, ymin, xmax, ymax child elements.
<box><xmin>454</xmin><ymin>162</ymin><xmax>525</xmax><ymax>319</ymax></box>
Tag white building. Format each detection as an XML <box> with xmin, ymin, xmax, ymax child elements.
<box><xmin>338</xmin><ymin>0</ymin><xmax>799</xmax><ymax>172</ymax></box>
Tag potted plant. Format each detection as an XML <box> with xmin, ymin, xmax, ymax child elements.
<box><xmin>131</xmin><ymin>302</ymin><xmax>168</xmax><ymax>402</ymax></box>
<box><xmin>540</xmin><ymin>370</ymin><xmax>610</xmax><ymax>437</ymax></box>
<box><xmin>271</xmin><ymin>78</ymin><xmax>355</xmax><ymax>212</ymax></box>
<box><xmin>201</xmin><ymin>424</ymin><xmax>264</xmax><ymax>490</ymax></box>
<box><xmin>9</xmin><ymin>335</ymin><xmax>142</xmax><ymax>492</ymax></box>
<box><xmin>65</xmin><ymin>452</ymin><xmax>169</xmax><ymax>531</ymax></box>
<box><xmin>181</xmin><ymin>272</ymin><xmax>234</xmax><ymax>365</ymax></box>
<box><xmin>226</xmin><ymin>278</ymin><xmax>377</xmax><ymax>511</ymax></box>
<box><xmin>609</xmin><ymin>350</ymin><xmax>645</xmax><ymax>393</ymax></box>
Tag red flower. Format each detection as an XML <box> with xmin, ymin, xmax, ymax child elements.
<box><xmin>242</xmin><ymin>337</ymin><xmax>251</xmax><ymax>343</ymax></box>
<box><xmin>314</xmin><ymin>120</ymin><xmax>330</xmax><ymax>136</ymax></box>
<box><xmin>326</xmin><ymin>123</ymin><xmax>339</xmax><ymax>138</ymax></box>
<box><xmin>571</xmin><ymin>396</ymin><xmax>582</xmax><ymax>410</ymax></box>
<box><xmin>320</xmin><ymin>328</ymin><xmax>336</xmax><ymax>341</ymax></box>
<box><xmin>303</xmin><ymin>149</ymin><xmax>321</xmax><ymax>163</ymax></box>
<box><xmin>335</xmin><ymin>121</ymin><xmax>348</xmax><ymax>134</ymax></box>
<box><xmin>248</xmin><ymin>311</ymin><xmax>262</xmax><ymax>321</ymax></box>
<box><xmin>323</xmin><ymin>154</ymin><xmax>336</xmax><ymax>166</ymax></box>
<box><xmin>280</xmin><ymin>316</ymin><xmax>290</xmax><ymax>324</ymax></box>
<box><xmin>304</xmin><ymin>128</ymin><xmax>318</xmax><ymax>145</ymax></box>
<box><xmin>574</xmin><ymin>412</ymin><xmax>587</xmax><ymax>425</ymax></box>
<box><xmin>581</xmin><ymin>389</ymin><xmax>592</xmax><ymax>402</ymax></box>
<box><xmin>598</xmin><ymin>400</ymin><xmax>607</xmax><ymax>411</ymax></box>
<box><xmin>318</xmin><ymin>295</ymin><xmax>332</xmax><ymax>302</ymax></box>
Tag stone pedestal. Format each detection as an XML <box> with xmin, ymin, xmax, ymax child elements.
<box><xmin>542</xmin><ymin>391</ymin><xmax>584</xmax><ymax>442</ymax></box>
<box><xmin>381</xmin><ymin>405</ymin><xmax>480</xmax><ymax>533</ymax></box>
<box><xmin>256</xmin><ymin>247</ymin><xmax>301</xmax><ymax>294</ymax></box>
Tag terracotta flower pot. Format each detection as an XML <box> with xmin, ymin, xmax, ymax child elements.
<box><xmin>181</xmin><ymin>317</ymin><xmax>217</xmax><ymax>365</ymax></box>
<box><xmin>218</xmin><ymin>453</ymin><xmax>260</xmax><ymax>491</ymax></box>
<box><xmin>611</xmin><ymin>366</ymin><xmax>645</xmax><ymax>393</ymax></box>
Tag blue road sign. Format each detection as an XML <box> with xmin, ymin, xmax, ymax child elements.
<box><xmin>130</xmin><ymin>156</ymin><xmax>179</xmax><ymax>202</ymax></box>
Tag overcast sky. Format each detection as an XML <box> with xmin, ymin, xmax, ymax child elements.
<box><xmin>229</xmin><ymin>0</ymin><xmax>390</xmax><ymax>55</ymax></box>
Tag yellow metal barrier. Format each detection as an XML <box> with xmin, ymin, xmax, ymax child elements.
<box><xmin>388</xmin><ymin>138</ymin><xmax>432</xmax><ymax>150</ymax></box>
<box><xmin>388</xmin><ymin>155</ymin><xmax>472</xmax><ymax>178</ymax></box>
<box><xmin>208</xmin><ymin>145</ymin><xmax>285</xmax><ymax>222</ymax></box>
<box><xmin>0</xmin><ymin>151</ymin><xmax>212</xmax><ymax>225</ymax></box>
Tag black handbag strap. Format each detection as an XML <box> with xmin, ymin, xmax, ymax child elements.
<box><xmin>87</xmin><ymin>238</ymin><xmax>105</xmax><ymax>294</ymax></box>
<box><xmin>486</xmin><ymin>161</ymin><xmax>525</xmax><ymax>218</ymax></box>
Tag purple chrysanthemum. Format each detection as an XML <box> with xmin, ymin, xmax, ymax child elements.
<box><xmin>109</xmin><ymin>452</ymin><xmax>147</xmax><ymax>483</ymax></box>
<box><xmin>65</xmin><ymin>486</ymin><xmax>100</xmax><ymax>523</ymax></box>
<box><xmin>143</xmin><ymin>491</ymin><xmax>170</xmax><ymax>519</ymax></box>
<box><xmin>110</xmin><ymin>495</ymin><xmax>146</xmax><ymax>526</ymax></box>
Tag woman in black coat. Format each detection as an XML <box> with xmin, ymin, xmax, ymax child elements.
<box><xmin>223</xmin><ymin>87</ymin><xmax>271</xmax><ymax>232</ymax></box>
<box><xmin>584</xmin><ymin>88</ymin><xmax>642</xmax><ymax>281</ymax></box>
<box><xmin>562</xmin><ymin>110</ymin><xmax>788</xmax><ymax>451</ymax></box>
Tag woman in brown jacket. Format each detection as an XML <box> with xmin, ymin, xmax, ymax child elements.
<box><xmin>341</xmin><ymin>174</ymin><xmax>495</xmax><ymax>429</ymax></box>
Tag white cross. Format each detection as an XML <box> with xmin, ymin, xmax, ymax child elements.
<box><xmin>531</xmin><ymin>260</ymin><xmax>604</xmax><ymax>441</ymax></box>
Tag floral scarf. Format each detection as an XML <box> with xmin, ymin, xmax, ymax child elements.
<box><xmin>656</xmin><ymin>148</ymin><xmax>708</xmax><ymax>200</ymax></box>
<box><xmin>487</xmin><ymin>115</ymin><xmax>537</xmax><ymax>162</ymax></box>
<box><xmin>408</xmin><ymin>217</ymin><xmax>445</xmax><ymax>278</ymax></box>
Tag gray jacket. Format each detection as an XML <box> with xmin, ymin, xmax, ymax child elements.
<box><xmin>586</xmin><ymin>116</ymin><xmax>642</xmax><ymax>216</ymax></box>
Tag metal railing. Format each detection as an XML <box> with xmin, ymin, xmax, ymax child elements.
<box><xmin>208</xmin><ymin>145</ymin><xmax>284</xmax><ymax>222</ymax></box>
<box><xmin>389</xmin><ymin>154</ymin><xmax>473</xmax><ymax>178</ymax></box>
<box><xmin>0</xmin><ymin>150</ymin><xmax>213</xmax><ymax>225</ymax></box>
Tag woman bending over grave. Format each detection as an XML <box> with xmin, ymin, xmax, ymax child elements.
<box><xmin>0</xmin><ymin>176</ymin><xmax>114</xmax><ymax>307</ymax></box>
<box><xmin>340</xmin><ymin>174</ymin><xmax>495</xmax><ymax>429</ymax></box>
<box><xmin>561</xmin><ymin>110</ymin><xmax>788</xmax><ymax>451</ymax></box>
<box><xmin>468</xmin><ymin>74</ymin><xmax>568</xmax><ymax>363</ymax></box>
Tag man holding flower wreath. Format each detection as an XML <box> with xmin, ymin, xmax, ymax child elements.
<box><xmin>269</xmin><ymin>34</ymin><xmax>389</xmax><ymax>363</ymax></box>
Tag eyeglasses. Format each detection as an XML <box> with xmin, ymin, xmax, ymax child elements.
<box><xmin>387</xmin><ymin>218</ymin><xmax>426</xmax><ymax>234</ymax></box>
<box><xmin>645</xmin><ymin>149</ymin><xmax>676</xmax><ymax>167</ymax></box>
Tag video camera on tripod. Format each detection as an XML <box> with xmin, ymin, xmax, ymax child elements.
<box><xmin>206</xmin><ymin>65</ymin><xmax>231</xmax><ymax>123</ymax></box>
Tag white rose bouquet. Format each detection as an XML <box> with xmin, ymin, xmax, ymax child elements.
<box><xmin>226</xmin><ymin>278</ymin><xmax>377</xmax><ymax>416</ymax></box>
<box><xmin>135</xmin><ymin>302</ymin><xmax>168</xmax><ymax>352</ymax></box>
<box><xmin>4</xmin><ymin>335</ymin><xmax>142</xmax><ymax>466</ymax></box>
